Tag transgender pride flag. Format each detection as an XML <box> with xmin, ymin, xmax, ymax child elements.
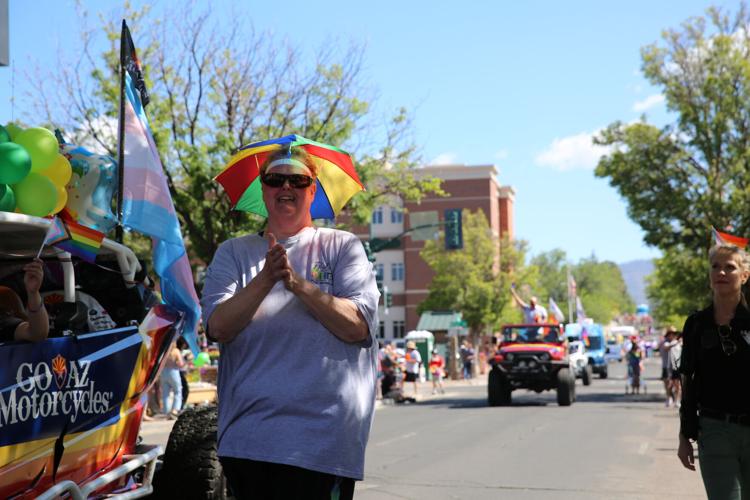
<box><xmin>119</xmin><ymin>20</ymin><xmax>201</xmax><ymax>355</ymax></box>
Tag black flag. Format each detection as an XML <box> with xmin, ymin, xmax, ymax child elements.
<box><xmin>120</xmin><ymin>20</ymin><xmax>150</xmax><ymax>107</ymax></box>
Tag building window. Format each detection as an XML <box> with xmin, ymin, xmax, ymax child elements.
<box><xmin>372</xmin><ymin>207</ymin><xmax>383</xmax><ymax>224</ymax></box>
<box><xmin>390</xmin><ymin>209</ymin><xmax>403</xmax><ymax>224</ymax></box>
<box><xmin>375</xmin><ymin>263</ymin><xmax>384</xmax><ymax>282</ymax></box>
<box><xmin>393</xmin><ymin>320</ymin><xmax>405</xmax><ymax>339</ymax></box>
<box><xmin>391</xmin><ymin>262</ymin><xmax>404</xmax><ymax>281</ymax></box>
<box><xmin>378</xmin><ymin>321</ymin><xmax>385</xmax><ymax>339</ymax></box>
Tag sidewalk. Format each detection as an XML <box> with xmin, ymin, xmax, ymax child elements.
<box><xmin>376</xmin><ymin>371</ymin><xmax>487</xmax><ymax>408</ymax></box>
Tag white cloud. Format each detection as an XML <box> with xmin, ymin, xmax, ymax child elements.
<box><xmin>632</xmin><ymin>93</ymin><xmax>664</xmax><ymax>112</ymax></box>
<box><xmin>535</xmin><ymin>130</ymin><xmax>612</xmax><ymax>171</ymax></box>
<box><xmin>494</xmin><ymin>149</ymin><xmax>509</xmax><ymax>160</ymax></box>
<box><xmin>429</xmin><ymin>152</ymin><xmax>459</xmax><ymax>165</ymax></box>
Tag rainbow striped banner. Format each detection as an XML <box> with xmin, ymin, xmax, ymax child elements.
<box><xmin>54</xmin><ymin>219</ymin><xmax>105</xmax><ymax>263</ymax></box>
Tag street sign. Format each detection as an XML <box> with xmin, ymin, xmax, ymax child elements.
<box><xmin>444</xmin><ymin>208</ymin><xmax>463</xmax><ymax>250</ymax></box>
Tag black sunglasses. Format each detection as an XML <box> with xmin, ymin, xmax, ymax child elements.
<box><xmin>718</xmin><ymin>325</ymin><xmax>737</xmax><ymax>356</ymax></box>
<box><xmin>261</xmin><ymin>173</ymin><xmax>314</xmax><ymax>189</ymax></box>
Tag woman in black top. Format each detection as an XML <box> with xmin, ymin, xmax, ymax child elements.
<box><xmin>678</xmin><ymin>244</ymin><xmax>750</xmax><ymax>499</ymax></box>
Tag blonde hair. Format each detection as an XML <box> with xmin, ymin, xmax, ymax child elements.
<box><xmin>709</xmin><ymin>244</ymin><xmax>750</xmax><ymax>305</ymax></box>
<box><xmin>709</xmin><ymin>244</ymin><xmax>750</xmax><ymax>272</ymax></box>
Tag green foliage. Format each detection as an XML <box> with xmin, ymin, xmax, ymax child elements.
<box><xmin>595</xmin><ymin>3</ymin><xmax>750</xmax><ymax>318</ymax></box>
<box><xmin>30</xmin><ymin>5</ymin><xmax>443</xmax><ymax>264</ymax></box>
<box><xmin>646</xmin><ymin>247</ymin><xmax>708</xmax><ymax>326</ymax></box>
<box><xmin>573</xmin><ymin>255</ymin><xmax>635</xmax><ymax>324</ymax></box>
<box><xmin>529</xmin><ymin>249</ymin><xmax>634</xmax><ymax>324</ymax></box>
<box><xmin>419</xmin><ymin>210</ymin><xmax>528</xmax><ymax>334</ymax></box>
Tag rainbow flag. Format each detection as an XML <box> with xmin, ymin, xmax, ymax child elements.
<box><xmin>712</xmin><ymin>227</ymin><xmax>749</xmax><ymax>249</ymax></box>
<box><xmin>54</xmin><ymin>219</ymin><xmax>104</xmax><ymax>263</ymax></box>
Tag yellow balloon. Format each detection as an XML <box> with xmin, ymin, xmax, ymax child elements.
<box><xmin>40</xmin><ymin>154</ymin><xmax>72</xmax><ymax>187</ymax></box>
<box><xmin>51</xmin><ymin>185</ymin><xmax>68</xmax><ymax>214</ymax></box>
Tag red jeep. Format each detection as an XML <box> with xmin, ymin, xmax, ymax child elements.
<box><xmin>488</xmin><ymin>323</ymin><xmax>575</xmax><ymax>407</ymax></box>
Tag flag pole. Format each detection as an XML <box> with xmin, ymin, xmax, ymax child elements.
<box><xmin>567</xmin><ymin>269</ymin><xmax>573</xmax><ymax>324</ymax></box>
<box><xmin>115</xmin><ymin>19</ymin><xmax>127</xmax><ymax>244</ymax></box>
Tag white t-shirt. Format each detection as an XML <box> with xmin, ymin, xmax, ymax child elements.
<box><xmin>201</xmin><ymin>227</ymin><xmax>379</xmax><ymax>480</ymax></box>
<box><xmin>404</xmin><ymin>348</ymin><xmax>422</xmax><ymax>374</ymax></box>
<box><xmin>523</xmin><ymin>304</ymin><xmax>548</xmax><ymax>323</ymax></box>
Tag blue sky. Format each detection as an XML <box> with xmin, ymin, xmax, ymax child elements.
<box><xmin>0</xmin><ymin>0</ymin><xmax>735</xmax><ymax>263</ymax></box>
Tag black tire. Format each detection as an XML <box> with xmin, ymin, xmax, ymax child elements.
<box><xmin>556</xmin><ymin>368</ymin><xmax>573</xmax><ymax>406</ymax></box>
<box><xmin>582</xmin><ymin>365</ymin><xmax>592</xmax><ymax>386</ymax></box>
<box><xmin>488</xmin><ymin>369</ymin><xmax>511</xmax><ymax>406</ymax></box>
<box><xmin>599</xmin><ymin>366</ymin><xmax>608</xmax><ymax>379</ymax></box>
<box><xmin>154</xmin><ymin>405</ymin><xmax>227</xmax><ymax>499</ymax></box>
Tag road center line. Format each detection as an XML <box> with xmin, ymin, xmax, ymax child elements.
<box><xmin>375</xmin><ymin>432</ymin><xmax>417</xmax><ymax>447</ymax></box>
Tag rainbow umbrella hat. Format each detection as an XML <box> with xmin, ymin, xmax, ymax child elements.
<box><xmin>215</xmin><ymin>135</ymin><xmax>364</xmax><ymax>219</ymax></box>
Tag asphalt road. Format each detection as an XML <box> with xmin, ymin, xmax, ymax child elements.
<box><xmin>140</xmin><ymin>358</ymin><xmax>705</xmax><ymax>499</ymax></box>
<box><xmin>356</xmin><ymin>358</ymin><xmax>705</xmax><ymax>499</ymax></box>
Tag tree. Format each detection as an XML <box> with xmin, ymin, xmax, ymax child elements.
<box><xmin>530</xmin><ymin>249</ymin><xmax>570</xmax><ymax>316</ymax></box>
<box><xmin>594</xmin><ymin>3</ymin><xmax>750</xmax><ymax>317</ymax></box>
<box><xmin>572</xmin><ymin>256</ymin><xmax>634</xmax><ymax>324</ymax></box>
<box><xmin>419</xmin><ymin>210</ymin><xmax>533</xmax><ymax>336</ymax></box>
<box><xmin>26</xmin><ymin>4</ymin><xmax>442</xmax><ymax>264</ymax></box>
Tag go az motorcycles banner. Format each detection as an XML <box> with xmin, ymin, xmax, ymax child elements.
<box><xmin>0</xmin><ymin>327</ymin><xmax>142</xmax><ymax>447</ymax></box>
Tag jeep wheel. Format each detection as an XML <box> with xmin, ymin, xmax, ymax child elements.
<box><xmin>154</xmin><ymin>404</ymin><xmax>227</xmax><ymax>499</ymax></box>
<box><xmin>582</xmin><ymin>365</ymin><xmax>593</xmax><ymax>386</ymax></box>
<box><xmin>488</xmin><ymin>369</ymin><xmax>511</xmax><ymax>406</ymax></box>
<box><xmin>556</xmin><ymin>368</ymin><xmax>574</xmax><ymax>406</ymax></box>
<box><xmin>599</xmin><ymin>365</ymin><xmax>608</xmax><ymax>379</ymax></box>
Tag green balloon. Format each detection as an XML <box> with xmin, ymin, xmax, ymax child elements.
<box><xmin>14</xmin><ymin>173</ymin><xmax>57</xmax><ymax>217</ymax></box>
<box><xmin>5</xmin><ymin>123</ymin><xmax>23</xmax><ymax>140</ymax></box>
<box><xmin>0</xmin><ymin>125</ymin><xmax>9</xmax><ymax>144</ymax></box>
<box><xmin>0</xmin><ymin>142</ymin><xmax>32</xmax><ymax>184</ymax></box>
<box><xmin>0</xmin><ymin>184</ymin><xmax>15</xmax><ymax>212</ymax></box>
<box><xmin>14</xmin><ymin>127</ymin><xmax>58</xmax><ymax>173</ymax></box>
<box><xmin>194</xmin><ymin>351</ymin><xmax>211</xmax><ymax>367</ymax></box>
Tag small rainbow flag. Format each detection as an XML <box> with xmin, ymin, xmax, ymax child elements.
<box><xmin>54</xmin><ymin>218</ymin><xmax>105</xmax><ymax>263</ymax></box>
<box><xmin>712</xmin><ymin>227</ymin><xmax>749</xmax><ymax>249</ymax></box>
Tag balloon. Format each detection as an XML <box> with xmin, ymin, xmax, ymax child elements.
<box><xmin>0</xmin><ymin>125</ymin><xmax>9</xmax><ymax>144</ymax></box>
<box><xmin>0</xmin><ymin>142</ymin><xmax>32</xmax><ymax>184</ymax></box>
<box><xmin>40</xmin><ymin>154</ymin><xmax>72</xmax><ymax>187</ymax></box>
<box><xmin>0</xmin><ymin>184</ymin><xmax>15</xmax><ymax>212</ymax></box>
<box><xmin>51</xmin><ymin>184</ymin><xmax>68</xmax><ymax>214</ymax></box>
<box><xmin>5</xmin><ymin>123</ymin><xmax>23</xmax><ymax>140</ymax></box>
<box><xmin>194</xmin><ymin>351</ymin><xmax>211</xmax><ymax>368</ymax></box>
<box><xmin>14</xmin><ymin>127</ymin><xmax>58</xmax><ymax>173</ymax></box>
<box><xmin>14</xmin><ymin>173</ymin><xmax>58</xmax><ymax>217</ymax></box>
<box><xmin>62</xmin><ymin>143</ymin><xmax>118</xmax><ymax>232</ymax></box>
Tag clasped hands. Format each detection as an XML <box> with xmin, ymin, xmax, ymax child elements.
<box><xmin>260</xmin><ymin>233</ymin><xmax>302</xmax><ymax>293</ymax></box>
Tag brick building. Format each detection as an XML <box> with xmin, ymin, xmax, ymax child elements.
<box><xmin>354</xmin><ymin>164</ymin><xmax>515</xmax><ymax>341</ymax></box>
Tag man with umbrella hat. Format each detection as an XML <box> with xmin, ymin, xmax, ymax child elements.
<box><xmin>202</xmin><ymin>141</ymin><xmax>378</xmax><ymax>499</ymax></box>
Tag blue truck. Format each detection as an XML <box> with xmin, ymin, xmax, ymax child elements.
<box><xmin>565</xmin><ymin>322</ymin><xmax>608</xmax><ymax>379</ymax></box>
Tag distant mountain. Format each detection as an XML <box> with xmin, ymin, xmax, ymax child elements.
<box><xmin>618</xmin><ymin>259</ymin><xmax>655</xmax><ymax>307</ymax></box>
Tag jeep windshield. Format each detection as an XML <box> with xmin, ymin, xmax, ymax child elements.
<box><xmin>502</xmin><ymin>325</ymin><xmax>563</xmax><ymax>344</ymax></box>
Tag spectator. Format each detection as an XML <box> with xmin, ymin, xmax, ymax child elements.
<box><xmin>460</xmin><ymin>340</ymin><xmax>475</xmax><ymax>380</ymax></box>
<box><xmin>429</xmin><ymin>349</ymin><xmax>445</xmax><ymax>395</ymax></box>
<box><xmin>0</xmin><ymin>259</ymin><xmax>48</xmax><ymax>343</ymax></box>
<box><xmin>201</xmin><ymin>147</ymin><xmax>379</xmax><ymax>499</ymax></box>
<box><xmin>677</xmin><ymin>244</ymin><xmax>750</xmax><ymax>498</ymax></box>
<box><xmin>659</xmin><ymin>326</ymin><xmax>678</xmax><ymax>406</ymax></box>
<box><xmin>160</xmin><ymin>340</ymin><xmax>185</xmax><ymax>419</ymax></box>
<box><xmin>403</xmin><ymin>341</ymin><xmax>422</xmax><ymax>399</ymax></box>
<box><xmin>176</xmin><ymin>336</ymin><xmax>194</xmax><ymax>409</ymax></box>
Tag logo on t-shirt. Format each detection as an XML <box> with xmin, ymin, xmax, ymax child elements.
<box><xmin>311</xmin><ymin>262</ymin><xmax>333</xmax><ymax>286</ymax></box>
